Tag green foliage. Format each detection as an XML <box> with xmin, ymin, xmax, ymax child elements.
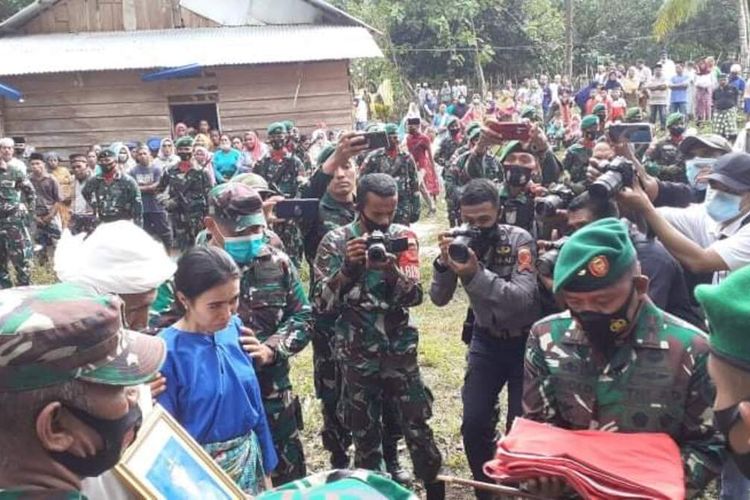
<box><xmin>0</xmin><ymin>0</ymin><xmax>34</xmax><ymax>23</ymax></box>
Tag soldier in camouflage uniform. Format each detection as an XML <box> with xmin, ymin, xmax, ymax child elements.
<box><xmin>202</xmin><ymin>182</ymin><xmax>312</xmax><ymax>486</ymax></box>
<box><xmin>0</xmin><ymin>154</ymin><xmax>34</xmax><ymax>288</ymax></box>
<box><xmin>82</xmin><ymin>146</ymin><xmax>143</xmax><ymax>227</ymax></box>
<box><xmin>301</xmin><ymin>138</ymin><xmax>411</xmax><ymax>483</ymax></box>
<box><xmin>444</xmin><ymin>126</ymin><xmax>502</xmax><ymax>227</ymax></box>
<box><xmin>312</xmin><ymin>173</ymin><xmax>445</xmax><ymax>500</ymax></box>
<box><xmin>523</xmin><ymin>218</ymin><xmax>723</xmax><ymax>497</ymax></box>
<box><xmin>591</xmin><ymin>102</ymin><xmax>607</xmax><ymax>138</ymax></box>
<box><xmin>254</xmin><ymin>122</ymin><xmax>307</xmax><ymax>269</ymax></box>
<box><xmin>154</xmin><ymin>136</ymin><xmax>212</xmax><ymax>252</ymax></box>
<box><xmin>361</xmin><ymin>123</ymin><xmax>421</xmax><ymax>226</ymax></box>
<box><xmin>561</xmin><ymin>114</ymin><xmax>599</xmax><ymax>194</ymax></box>
<box><xmin>643</xmin><ymin>112</ymin><xmax>687</xmax><ymax>182</ymax></box>
<box><xmin>434</xmin><ymin>116</ymin><xmax>464</xmax><ymax>175</ymax></box>
<box><xmin>430</xmin><ymin>179</ymin><xmax>540</xmax><ymax>500</ymax></box>
<box><xmin>0</xmin><ymin>282</ymin><xmax>165</xmax><ymax>497</ymax></box>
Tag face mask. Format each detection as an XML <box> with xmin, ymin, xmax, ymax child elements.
<box><xmin>570</xmin><ymin>285</ymin><xmax>635</xmax><ymax>355</ymax></box>
<box><xmin>669</xmin><ymin>126</ymin><xmax>685</xmax><ymax>136</ymax></box>
<box><xmin>505</xmin><ymin>166</ymin><xmax>531</xmax><ymax>187</ymax></box>
<box><xmin>49</xmin><ymin>403</ymin><xmax>142</xmax><ymax>478</ymax></box>
<box><xmin>177</xmin><ymin>152</ymin><xmax>192</xmax><ymax>161</ymax></box>
<box><xmin>118</xmin><ymin>154</ymin><xmax>128</xmax><ymax>163</ymax></box>
<box><xmin>360</xmin><ymin>212</ymin><xmax>390</xmax><ymax>233</ymax></box>
<box><xmin>271</xmin><ymin>139</ymin><xmax>286</xmax><ymax>150</ymax></box>
<box><xmin>223</xmin><ymin>233</ymin><xmax>265</xmax><ymax>265</ymax></box>
<box><xmin>714</xmin><ymin>404</ymin><xmax>750</xmax><ymax>478</ymax></box>
<box><xmin>685</xmin><ymin>157</ymin><xmax>716</xmax><ymax>191</ymax></box>
<box><xmin>100</xmin><ymin>161</ymin><xmax>115</xmax><ymax>172</ymax></box>
<box><xmin>584</xmin><ymin>131</ymin><xmax>597</xmax><ymax>141</ymax></box>
<box><xmin>705</xmin><ymin>186</ymin><xmax>744</xmax><ymax>223</ymax></box>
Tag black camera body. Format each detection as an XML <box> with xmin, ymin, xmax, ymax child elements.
<box><xmin>534</xmin><ymin>184</ymin><xmax>576</xmax><ymax>217</ymax></box>
<box><xmin>366</xmin><ymin>230</ymin><xmax>409</xmax><ymax>263</ymax></box>
<box><xmin>448</xmin><ymin>224</ymin><xmax>483</xmax><ymax>264</ymax></box>
<box><xmin>589</xmin><ymin>156</ymin><xmax>635</xmax><ymax>199</ymax></box>
<box><xmin>536</xmin><ymin>237</ymin><xmax>569</xmax><ymax>278</ymax></box>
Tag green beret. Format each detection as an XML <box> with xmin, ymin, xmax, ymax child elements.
<box><xmin>580</xmin><ymin>115</ymin><xmax>599</xmax><ymax>131</ymax></box>
<box><xmin>497</xmin><ymin>140</ymin><xmax>522</xmax><ymax>163</ymax></box>
<box><xmin>467</xmin><ymin>126</ymin><xmax>482</xmax><ymax>141</ymax></box>
<box><xmin>695</xmin><ymin>266</ymin><xmax>750</xmax><ymax>371</ymax></box>
<box><xmin>365</xmin><ymin>122</ymin><xmax>383</xmax><ymax>132</ymax></box>
<box><xmin>666</xmin><ymin>112</ymin><xmax>684</xmax><ymax>128</ymax></box>
<box><xmin>625</xmin><ymin>107</ymin><xmax>644</xmax><ymax>123</ymax></box>
<box><xmin>446</xmin><ymin>116</ymin><xmax>460</xmax><ymax>126</ymax></box>
<box><xmin>465</xmin><ymin>121</ymin><xmax>481</xmax><ymax>136</ymax></box>
<box><xmin>520</xmin><ymin>106</ymin><xmax>538</xmax><ymax>119</ymax></box>
<box><xmin>592</xmin><ymin>103</ymin><xmax>606</xmax><ymax>115</ymax></box>
<box><xmin>282</xmin><ymin>120</ymin><xmax>295</xmax><ymax>132</ymax></box>
<box><xmin>174</xmin><ymin>136</ymin><xmax>194</xmax><ymax>148</ymax></box>
<box><xmin>267</xmin><ymin>122</ymin><xmax>286</xmax><ymax>135</ymax></box>
<box><xmin>317</xmin><ymin>144</ymin><xmax>336</xmax><ymax>166</ymax></box>
<box><xmin>384</xmin><ymin>123</ymin><xmax>399</xmax><ymax>135</ymax></box>
<box><xmin>553</xmin><ymin>218</ymin><xmax>636</xmax><ymax>293</ymax></box>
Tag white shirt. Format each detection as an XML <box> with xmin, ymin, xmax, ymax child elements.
<box><xmin>7</xmin><ymin>157</ymin><xmax>26</xmax><ymax>176</ymax></box>
<box><xmin>658</xmin><ymin>203</ymin><xmax>750</xmax><ymax>283</ymax></box>
<box><xmin>73</xmin><ymin>176</ymin><xmax>93</xmax><ymax>215</ymax></box>
<box><xmin>356</xmin><ymin>99</ymin><xmax>369</xmax><ymax>123</ymax></box>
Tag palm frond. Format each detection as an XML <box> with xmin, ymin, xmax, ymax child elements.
<box><xmin>653</xmin><ymin>0</ymin><xmax>708</xmax><ymax>41</ymax></box>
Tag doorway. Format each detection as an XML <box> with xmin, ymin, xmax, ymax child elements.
<box><xmin>169</xmin><ymin>102</ymin><xmax>220</xmax><ymax>133</ymax></box>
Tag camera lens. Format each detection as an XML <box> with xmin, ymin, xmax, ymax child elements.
<box><xmin>589</xmin><ymin>170</ymin><xmax>624</xmax><ymax>199</ymax></box>
<box><xmin>448</xmin><ymin>239</ymin><xmax>471</xmax><ymax>264</ymax></box>
<box><xmin>367</xmin><ymin>243</ymin><xmax>387</xmax><ymax>263</ymax></box>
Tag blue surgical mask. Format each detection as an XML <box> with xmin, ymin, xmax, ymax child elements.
<box><xmin>705</xmin><ymin>186</ymin><xmax>744</xmax><ymax>223</ymax></box>
<box><xmin>685</xmin><ymin>157</ymin><xmax>716</xmax><ymax>191</ymax></box>
<box><xmin>224</xmin><ymin>233</ymin><xmax>265</xmax><ymax>264</ymax></box>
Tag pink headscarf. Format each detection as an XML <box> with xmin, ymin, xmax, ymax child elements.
<box><xmin>244</xmin><ymin>131</ymin><xmax>265</xmax><ymax>162</ymax></box>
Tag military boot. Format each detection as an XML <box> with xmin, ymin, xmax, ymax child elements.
<box><xmin>424</xmin><ymin>479</ymin><xmax>446</xmax><ymax>500</ymax></box>
<box><xmin>383</xmin><ymin>438</ymin><xmax>412</xmax><ymax>485</ymax></box>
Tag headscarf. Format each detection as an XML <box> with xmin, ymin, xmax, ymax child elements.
<box><xmin>110</xmin><ymin>141</ymin><xmax>135</xmax><ymax>169</ymax></box>
<box><xmin>244</xmin><ymin>131</ymin><xmax>265</xmax><ymax>162</ymax></box>
<box><xmin>194</xmin><ymin>146</ymin><xmax>213</xmax><ymax>167</ymax></box>
<box><xmin>158</xmin><ymin>137</ymin><xmax>178</xmax><ymax>161</ymax></box>
<box><xmin>54</xmin><ymin>221</ymin><xmax>176</xmax><ymax>294</ymax></box>
<box><xmin>194</xmin><ymin>133</ymin><xmax>211</xmax><ymax>149</ymax></box>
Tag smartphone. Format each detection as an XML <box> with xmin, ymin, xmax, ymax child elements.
<box><xmin>275</xmin><ymin>199</ymin><xmax>319</xmax><ymax>220</ymax></box>
<box><xmin>363</xmin><ymin>131</ymin><xmax>390</xmax><ymax>150</ymax></box>
<box><xmin>407</xmin><ymin>117</ymin><xmax>421</xmax><ymax>126</ymax></box>
<box><xmin>485</xmin><ymin>120</ymin><xmax>531</xmax><ymax>141</ymax></box>
<box><xmin>608</xmin><ymin>123</ymin><xmax>653</xmax><ymax>144</ymax></box>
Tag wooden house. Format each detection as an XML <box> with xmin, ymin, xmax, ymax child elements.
<box><xmin>0</xmin><ymin>0</ymin><xmax>382</xmax><ymax>156</ymax></box>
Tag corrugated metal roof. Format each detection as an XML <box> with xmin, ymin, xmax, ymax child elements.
<box><xmin>0</xmin><ymin>25</ymin><xmax>383</xmax><ymax>76</ymax></box>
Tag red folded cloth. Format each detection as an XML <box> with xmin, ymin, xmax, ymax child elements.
<box><xmin>483</xmin><ymin>418</ymin><xmax>684</xmax><ymax>500</ymax></box>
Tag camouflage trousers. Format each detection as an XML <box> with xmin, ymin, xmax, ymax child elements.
<box><xmin>0</xmin><ymin>215</ymin><xmax>32</xmax><ymax>288</ymax></box>
<box><xmin>273</xmin><ymin>221</ymin><xmax>304</xmax><ymax>270</ymax></box>
<box><xmin>172</xmin><ymin>209</ymin><xmax>205</xmax><ymax>252</ymax></box>
<box><xmin>339</xmin><ymin>352</ymin><xmax>442</xmax><ymax>483</ymax></box>
<box><xmin>262</xmin><ymin>389</ymin><xmax>307</xmax><ymax>486</ymax></box>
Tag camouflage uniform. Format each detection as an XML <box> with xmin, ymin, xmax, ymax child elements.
<box><xmin>236</xmin><ymin>242</ymin><xmax>312</xmax><ymax>485</ymax></box>
<box><xmin>561</xmin><ymin>140</ymin><xmax>593</xmax><ymax>194</ymax></box>
<box><xmin>524</xmin><ymin>301</ymin><xmax>724</xmax><ymax>496</ymax></box>
<box><xmin>82</xmin><ymin>171</ymin><xmax>143</xmax><ymax>227</ymax></box>
<box><xmin>312</xmin><ymin>220</ymin><xmax>442</xmax><ymax>483</ymax></box>
<box><xmin>0</xmin><ymin>161</ymin><xmax>34</xmax><ymax>288</ymax></box>
<box><xmin>643</xmin><ymin>137</ymin><xmax>687</xmax><ymax>183</ymax></box>
<box><xmin>444</xmin><ymin>150</ymin><xmax>502</xmax><ymax>226</ymax></box>
<box><xmin>361</xmin><ymin>150</ymin><xmax>421</xmax><ymax>225</ymax></box>
<box><xmin>253</xmin><ymin>153</ymin><xmax>307</xmax><ymax>268</ymax></box>
<box><xmin>435</xmin><ymin>134</ymin><xmax>464</xmax><ymax>175</ymax></box>
<box><xmin>498</xmin><ymin>183</ymin><xmax>536</xmax><ymax>235</ymax></box>
<box><xmin>155</xmin><ymin>163</ymin><xmax>212</xmax><ymax>251</ymax></box>
<box><xmin>293</xmin><ymin>145</ymin><xmax>313</xmax><ymax>176</ymax></box>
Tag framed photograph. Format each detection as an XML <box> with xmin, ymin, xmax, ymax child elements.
<box><xmin>114</xmin><ymin>405</ymin><xmax>246</xmax><ymax>500</ymax></box>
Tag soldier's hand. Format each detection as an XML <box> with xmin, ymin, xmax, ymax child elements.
<box><xmin>586</xmin><ymin>160</ymin><xmax>605</xmax><ymax>184</ymax></box>
<box><xmin>240</xmin><ymin>330</ymin><xmax>275</xmax><ymax>367</ymax></box>
<box><xmin>521</xmin><ymin>476</ymin><xmax>572</xmax><ymax>498</ymax></box>
<box><xmin>447</xmin><ymin>247</ymin><xmax>479</xmax><ymax>280</ymax></box>
<box><xmin>149</xmin><ymin>372</ymin><xmax>167</xmax><ymax>399</ymax></box>
<box><xmin>527</xmin><ymin>122</ymin><xmax>550</xmax><ymax>153</ymax></box>
<box><xmin>343</xmin><ymin>237</ymin><xmax>367</xmax><ymax>277</ymax></box>
<box><xmin>437</xmin><ymin>231</ymin><xmax>455</xmax><ymax>265</ymax></box>
<box><xmin>264</xmin><ymin>195</ymin><xmax>286</xmax><ymax>224</ymax></box>
<box><xmin>326</xmin><ymin>132</ymin><xmax>369</xmax><ymax>174</ymax></box>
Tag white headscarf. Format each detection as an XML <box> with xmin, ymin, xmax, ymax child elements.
<box><xmin>54</xmin><ymin>221</ymin><xmax>176</xmax><ymax>294</ymax></box>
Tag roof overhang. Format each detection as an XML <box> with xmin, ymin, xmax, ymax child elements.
<box><xmin>0</xmin><ymin>25</ymin><xmax>383</xmax><ymax>77</ymax></box>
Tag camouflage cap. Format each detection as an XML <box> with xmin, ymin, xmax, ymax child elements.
<box><xmin>208</xmin><ymin>183</ymin><xmax>266</xmax><ymax>231</ymax></box>
<box><xmin>0</xmin><ymin>283</ymin><xmax>165</xmax><ymax>392</ymax></box>
<box><xmin>581</xmin><ymin>114</ymin><xmax>600</xmax><ymax>130</ymax></box>
<box><xmin>267</xmin><ymin>122</ymin><xmax>286</xmax><ymax>135</ymax></box>
<box><xmin>231</xmin><ymin>172</ymin><xmax>277</xmax><ymax>196</ymax></box>
<box><xmin>553</xmin><ymin>217</ymin><xmax>636</xmax><ymax>293</ymax></box>
<box><xmin>666</xmin><ymin>112</ymin><xmax>684</xmax><ymax>128</ymax></box>
<box><xmin>174</xmin><ymin>136</ymin><xmax>194</xmax><ymax>148</ymax></box>
<box><xmin>624</xmin><ymin>107</ymin><xmax>644</xmax><ymax>122</ymax></box>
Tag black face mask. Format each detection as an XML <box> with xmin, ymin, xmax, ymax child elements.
<box><xmin>584</xmin><ymin>131</ymin><xmax>597</xmax><ymax>141</ymax></box>
<box><xmin>669</xmin><ymin>126</ymin><xmax>685</xmax><ymax>136</ymax></box>
<box><xmin>504</xmin><ymin>165</ymin><xmax>531</xmax><ymax>187</ymax></box>
<box><xmin>360</xmin><ymin>212</ymin><xmax>390</xmax><ymax>233</ymax></box>
<box><xmin>99</xmin><ymin>161</ymin><xmax>115</xmax><ymax>172</ymax></box>
<box><xmin>49</xmin><ymin>403</ymin><xmax>142</xmax><ymax>478</ymax></box>
<box><xmin>570</xmin><ymin>285</ymin><xmax>636</xmax><ymax>356</ymax></box>
<box><xmin>714</xmin><ymin>404</ymin><xmax>750</xmax><ymax>478</ymax></box>
<box><xmin>270</xmin><ymin>139</ymin><xmax>286</xmax><ymax>150</ymax></box>
<box><xmin>177</xmin><ymin>152</ymin><xmax>192</xmax><ymax>161</ymax></box>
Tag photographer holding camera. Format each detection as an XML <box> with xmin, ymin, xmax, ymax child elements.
<box><xmin>429</xmin><ymin>179</ymin><xmax>540</xmax><ymax>500</ymax></box>
<box><xmin>312</xmin><ymin>173</ymin><xmax>445</xmax><ymax>499</ymax></box>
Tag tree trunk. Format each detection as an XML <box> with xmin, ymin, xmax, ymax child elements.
<box><xmin>739</xmin><ymin>0</ymin><xmax>750</xmax><ymax>70</ymax></box>
<box><xmin>470</xmin><ymin>18</ymin><xmax>487</xmax><ymax>98</ymax></box>
<box><xmin>564</xmin><ymin>0</ymin><xmax>573</xmax><ymax>79</ymax></box>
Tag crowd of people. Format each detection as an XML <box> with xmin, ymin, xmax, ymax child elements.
<box><xmin>5</xmin><ymin>54</ymin><xmax>750</xmax><ymax>499</ymax></box>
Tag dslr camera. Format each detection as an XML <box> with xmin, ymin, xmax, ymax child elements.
<box><xmin>366</xmin><ymin>230</ymin><xmax>409</xmax><ymax>263</ymax></box>
<box><xmin>589</xmin><ymin>156</ymin><xmax>635</xmax><ymax>199</ymax></box>
<box><xmin>536</xmin><ymin>237</ymin><xmax>569</xmax><ymax>278</ymax></box>
<box><xmin>448</xmin><ymin>224</ymin><xmax>483</xmax><ymax>264</ymax></box>
<box><xmin>534</xmin><ymin>184</ymin><xmax>576</xmax><ymax>217</ymax></box>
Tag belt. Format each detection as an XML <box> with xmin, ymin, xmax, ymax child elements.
<box><xmin>473</xmin><ymin>325</ymin><xmax>530</xmax><ymax>340</ymax></box>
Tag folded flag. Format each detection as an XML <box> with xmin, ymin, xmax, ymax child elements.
<box><xmin>483</xmin><ymin>418</ymin><xmax>684</xmax><ymax>500</ymax></box>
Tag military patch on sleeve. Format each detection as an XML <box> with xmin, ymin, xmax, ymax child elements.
<box><xmin>517</xmin><ymin>247</ymin><xmax>533</xmax><ymax>273</ymax></box>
